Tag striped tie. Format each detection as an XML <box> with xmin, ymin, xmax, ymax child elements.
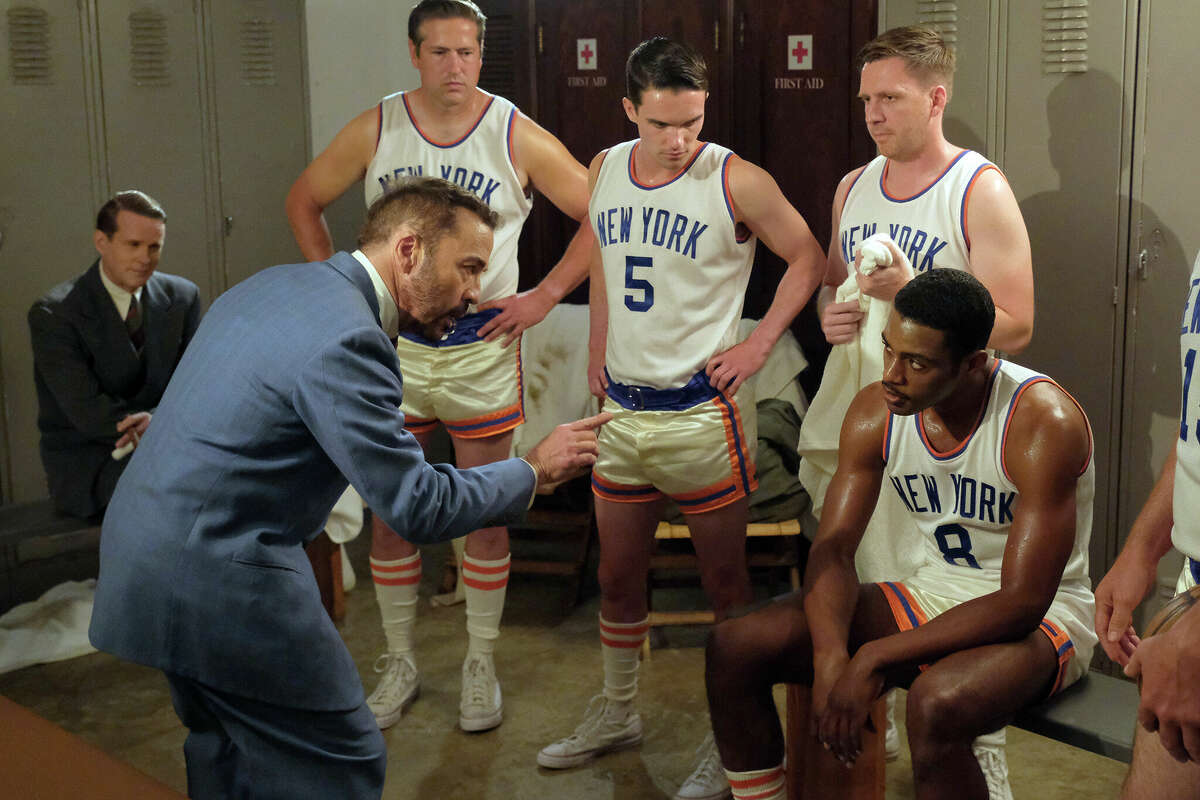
<box><xmin>125</xmin><ymin>294</ymin><xmax>145</xmax><ymax>352</ymax></box>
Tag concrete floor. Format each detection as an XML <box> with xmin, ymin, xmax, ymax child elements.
<box><xmin>0</xmin><ymin>533</ymin><xmax>1129</xmax><ymax>798</ymax></box>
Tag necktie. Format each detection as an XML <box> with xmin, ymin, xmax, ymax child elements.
<box><xmin>126</xmin><ymin>294</ymin><xmax>145</xmax><ymax>352</ymax></box>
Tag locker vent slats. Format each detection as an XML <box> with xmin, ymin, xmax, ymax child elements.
<box><xmin>478</xmin><ymin>14</ymin><xmax>515</xmax><ymax>101</ymax></box>
<box><xmin>129</xmin><ymin>9</ymin><xmax>171</xmax><ymax>86</ymax></box>
<box><xmin>240</xmin><ymin>17</ymin><xmax>276</xmax><ymax>86</ymax></box>
<box><xmin>917</xmin><ymin>1</ymin><xmax>959</xmax><ymax>47</ymax></box>
<box><xmin>7</xmin><ymin>6</ymin><xmax>51</xmax><ymax>84</ymax></box>
<box><xmin>1043</xmin><ymin>0</ymin><xmax>1088</xmax><ymax>73</ymax></box>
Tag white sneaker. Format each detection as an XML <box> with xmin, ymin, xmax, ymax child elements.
<box><xmin>459</xmin><ymin>654</ymin><xmax>503</xmax><ymax>732</ymax></box>
<box><xmin>366</xmin><ymin>652</ymin><xmax>419</xmax><ymax>730</ymax></box>
<box><xmin>884</xmin><ymin>691</ymin><xmax>900</xmax><ymax>761</ymax></box>
<box><xmin>537</xmin><ymin>695</ymin><xmax>644</xmax><ymax>769</ymax></box>
<box><xmin>675</xmin><ymin>733</ymin><xmax>731</xmax><ymax>800</ymax></box>
<box><xmin>971</xmin><ymin>737</ymin><xmax>1013</xmax><ymax>800</ymax></box>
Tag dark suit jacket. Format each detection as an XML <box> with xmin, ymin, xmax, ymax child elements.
<box><xmin>28</xmin><ymin>261</ymin><xmax>202</xmax><ymax>518</ymax></box>
<box><xmin>89</xmin><ymin>252</ymin><xmax>535</xmax><ymax>711</ymax></box>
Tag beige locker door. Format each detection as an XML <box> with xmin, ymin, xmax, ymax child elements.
<box><xmin>882</xmin><ymin>0</ymin><xmax>1002</xmax><ymax>158</ymax></box>
<box><xmin>206</xmin><ymin>0</ymin><xmax>308</xmax><ymax>289</ymax></box>
<box><xmin>0</xmin><ymin>2</ymin><xmax>104</xmax><ymax>501</ymax></box>
<box><xmin>1003</xmin><ymin>0</ymin><xmax>1137</xmax><ymax>583</ymax></box>
<box><xmin>95</xmin><ymin>0</ymin><xmax>219</xmax><ymax>301</ymax></box>
<box><xmin>1121</xmin><ymin>0</ymin><xmax>1198</xmax><ymax>595</ymax></box>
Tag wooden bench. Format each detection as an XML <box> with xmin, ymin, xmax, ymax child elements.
<box><xmin>781</xmin><ymin>670</ymin><xmax>1137</xmax><ymax>798</ymax></box>
<box><xmin>0</xmin><ymin>500</ymin><xmax>101</xmax><ymax>608</ymax></box>
<box><xmin>0</xmin><ymin>694</ymin><xmax>185</xmax><ymax>798</ymax></box>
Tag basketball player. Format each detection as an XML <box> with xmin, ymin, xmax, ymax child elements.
<box><xmin>1094</xmin><ymin>251</ymin><xmax>1200</xmax><ymax>798</ymax></box>
<box><xmin>285</xmin><ymin>0</ymin><xmax>593</xmax><ymax>734</ymax></box>
<box><xmin>705</xmin><ymin>270</ymin><xmax>1096</xmax><ymax>800</ymax></box>
<box><xmin>822</xmin><ymin>25</ymin><xmax>1032</xmax><ymax>352</ymax></box>
<box><xmin>535</xmin><ymin>38</ymin><xmax>826</xmax><ymax>800</ymax></box>
<box><xmin>808</xmin><ymin>25</ymin><xmax>1035</xmax><ymax>778</ymax></box>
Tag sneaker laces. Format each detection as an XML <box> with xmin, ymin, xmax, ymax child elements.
<box><xmin>684</xmin><ymin>733</ymin><xmax>726</xmax><ymax>788</ymax></box>
<box><xmin>462</xmin><ymin>657</ymin><xmax>495</xmax><ymax>708</ymax></box>
<box><xmin>368</xmin><ymin>653</ymin><xmax>415</xmax><ymax>703</ymax></box>
<box><xmin>559</xmin><ymin>695</ymin><xmax>611</xmax><ymax>746</ymax></box>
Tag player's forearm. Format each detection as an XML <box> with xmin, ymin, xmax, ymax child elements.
<box><xmin>588</xmin><ymin>263</ymin><xmax>608</xmax><ymax>362</ymax></box>
<box><xmin>1121</xmin><ymin>449</ymin><xmax>1178</xmax><ymax>566</ymax></box>
<box><xmin>753</xmin><ymin>254</ymin><xmax>824</xmax><ymax>352</ymax></box>
<box><xmin>803</xmin><ymin>539</ymin><xmax>861</xmax><ymax>661</ymax></box>
<box><xmin>987</xmin><ymin>307</ymin><xmax>1033</xmax><ymax>354</ymax></box>
<box><xmin>285</xmin><ymin>186</ymin><xmax>336</xmax><ymax>262</ymax></box>
<box><xmin>859</xmin><ymin>589</ymin><xmax>1049</xmax><ymax>675</ymax></box>
<box><xmin>533</xmin><ymin>221</ymin><xmax>595</xmax><ymax>305</ymax></box>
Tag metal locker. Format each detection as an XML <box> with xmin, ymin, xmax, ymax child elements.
<box><xmin>0</xmin><ymin>1</ymin><xmax>103</xmax><ymax>501</ymax></box>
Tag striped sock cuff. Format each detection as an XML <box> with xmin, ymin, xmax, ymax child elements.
<box><xmin>462</xmin><ymin>552</ymin><xmax>510</xmax><ymax>591</ymax></box>
<box><xmin>726</xmin><ymin>764</ymin><xmax>786</xmax><ymax>800</ymax></box>
<box><xmin>599</xmin><ymin>615</ymin><xmax>649</xmax><ymax>648</ymax></box>
<box><xmin>371</xmin><ymin>553</ymin><xmax>421</xmax><ymax>586</ymax></box>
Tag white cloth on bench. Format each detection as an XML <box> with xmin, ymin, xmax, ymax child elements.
<box><xmin>0</xmin><ymin>579</ymin><xmax>97</xmax><ymax>674</ymax></box>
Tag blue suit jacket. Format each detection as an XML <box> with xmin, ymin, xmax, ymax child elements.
<box><xmin>89</xmin><ymin>252</ymin><xmax>534</xmax><ymax>710</ymax></box>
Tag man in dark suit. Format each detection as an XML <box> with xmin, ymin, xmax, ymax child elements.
<box><xmin>29</xmin><ymin>190</ymin><xmax>201</xmax><ymax>519</ymax></box>
<box><xmin>88</xmin><ymin>177</ymin><xmax>608</xmax><ymax>799</ymax></box>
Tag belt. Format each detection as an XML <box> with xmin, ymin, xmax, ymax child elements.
<box><xmin>604</xmin><ymin>369</ymin><xmax>720</xmax><ymax>411</ymax></box>
<box><xmin>398</xmin><ymin>308</ymin><xmax>501</xmax><ymax>348</ymax></box>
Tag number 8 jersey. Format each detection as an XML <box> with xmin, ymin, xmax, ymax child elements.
<box><xmin>883</xmin><ymin>360</ymin><xmax>1095</xmax><ymax>619</ymax></box>
<box><xmin>590</xmin><ymin>139</ymin><xmax>757</xmax><ymax>390</ymax></box>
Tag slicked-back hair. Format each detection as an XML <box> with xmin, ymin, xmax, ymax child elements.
<box><xmin>893</xmin><ymin>269</ymin><xmax>994</xmax><ymax>362</ymax></box>
<box><xmin>626</xmin><ymin>36</ymin><xmax>708</xmax><ymax>107</ymax></box>
<box><xmin>408</xmin><ymin>0</ymin><xmax>485</xmax><ymax>51</ymax></box>
<box><xmin>858</xmin><ymin>25</ymin><xmax>955</xmax><ymax>99</ymax></box>
<box><xmin>358</xmin><ymin>177</ymin><xmax>498</xmax><ymax>253</ymax></box>
<box><xmin>96</xmin><ymin>190</ymin><xmax>166</xmax><ymax>236</ymax></box>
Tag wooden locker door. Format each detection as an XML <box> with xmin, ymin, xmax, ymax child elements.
<box><xmin>95</xmin><ymin>0</ymin><xmax>217</xmax><ymax>300</ymax></box>
<box><xmin>0</xmin><ymin>1</ymin><xmax>102</xmax><ymax>501</ymax></box>
<box><xmin>529</xmin><ymin>0</ymin><xmax>632</xmax><ymax>300</ymax></box>
<box><xmin>638</xmin><ymin>0</ymin><xmax>727</xmax><ymax>146</ymax></box>
<box><xmin>206</xmin><ymin>0</ymin><xmax>309</xmax><ymax>289</ymax></box>
<box><xmin>731</xmin><ymin>2</ymin><xmax>877</xmax><ymax>378</ymax></box>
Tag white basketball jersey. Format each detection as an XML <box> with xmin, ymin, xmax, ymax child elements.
<box><xmin>365</xmin><ymin>90</ymin><xmax>533</xmax><ymax>303</ymax></box>
<box><xmin>883</xmin><ymin>360</ymin><xmax>1094</xmax><ymax>611</ymax></box>
<box><xmin>838</xmin><ymin>150</ymin><xmax>998</xmax><ymax>275</ymax></box>
<box><xmin>590</xmin><ymin>140</ymin><xmax>757</xmax><ymax>389</ymax></box>
<box><xmin>1173</xmin><ymin>251</ymin><xmax>1200</xmax><ymax>559</ymax></box>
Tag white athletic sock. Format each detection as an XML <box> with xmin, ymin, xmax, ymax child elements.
<box><xmin>463</xmin><ymin>552</ymin><xmax>510</xmax><ymax>658</ymax></box>
<box><xmin>600</xmin><ymin>615</ymin><xmax>648</xmax><ymax>703</ymax></box>
<box><xmin>724</xmin><ymin>764</ymin><xmax>786</xmax><ymax>800</ymax></box>
<box><xmin>371</xmin><ymin>553</ymin><xmax>421</xmax><ymax>657</ymax></box>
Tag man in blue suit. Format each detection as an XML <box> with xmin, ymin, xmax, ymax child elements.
<box><xmin>89</xmin><ymin>177</ymin><xmax>607</xmax><ymax>799</ymax></box>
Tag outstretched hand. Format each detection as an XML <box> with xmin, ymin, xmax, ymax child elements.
<box><xmin>524</xmin><ymin>412</ymin><xmax>612</xmax><ymax>490</ymax></box>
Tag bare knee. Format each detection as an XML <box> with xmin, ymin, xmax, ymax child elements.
<box><xmin>597</xmin><ymin>559</ymin><xmax>646</xmax><ymax>609</ymax></box>
<box><xmin>906</xmin><ymin>678</ymin><xmax>971</xmax><ymax>757</ymax></box>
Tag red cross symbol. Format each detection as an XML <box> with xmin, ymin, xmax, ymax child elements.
<box><xmin>792</xmin><ymin>40</ymin><xmax>808</xmax><ymax>63</ymax></box>
<box><xmin>581</xmin><ymin>43</ymin><xmax>594</xmax><ymax>65</ymax></box>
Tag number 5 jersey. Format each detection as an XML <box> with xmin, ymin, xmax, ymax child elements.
<box><xmin>589</xmin><ymin>139</ymin><xmax>757</xmax><ymax>390</ymax></box>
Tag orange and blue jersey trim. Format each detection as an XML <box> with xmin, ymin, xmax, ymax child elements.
<box><xmin>591</xmin><ymin>473</ymin><xmax>663</xmax><ymax>504</ymax></box>
<box><xmin>880</xmin><ymin>149</ymin><xmax>969</xmax><ymax>203</ymax></box>
<box><xmin>960</xmin><ymin>163</ymin><xmax>1003</xmax><ymax>251</ymax></box>
<box><xmin>1038</xmin><ymin>618</ymin><xmax>1076</xmax><ymax>696</ymax></box>
<box><xmin>506</xmin><ymin>107</ymin><xmax>518</xmax><ymax>173</ymax></box>
<box><xmin>839</xmin><ymin>164</ymin><xmax>870</xmax><ymax>215</ymax></box>
<box><xmin>917</xmin><ymin>360</ymin><xmax>1000</xmax><ymax>461</ymax></box>
<box><xmin>402</xmin><ymin>90</ymin><xmax>495</xmax><ymax>149</ymax></box>
<box><xmin>883</xmin><ymin>409</ymin><xmax>896</xmax><ymax>464</ymax></box>
<box><xmin>627</xmin><ymin>142</ymin><xmax>709</xmax><ymax>189</ymax></box>
<box><xmin>444</xmin><ymin>401</ymin><xmax>524</xmax><ymax>439</ymax></box>
<box><xmin>716</xmin><ymin>394</ymin><xmax>756</xmax><ymax>497</ymax></box>
<box><xmin>1000</xmin><ymin>372</ymin><xmax>1093</xmax><ymax>481</ymax></box>
<box><xmin>720</xmin><ymin>152</ymin><xmax>754</xmax><ymax>244</ymax></box>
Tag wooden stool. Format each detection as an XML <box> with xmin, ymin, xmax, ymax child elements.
<box><xmin>785</xmin><ymin>685</ymin><xmax>885</xmax><ymax>800</ymax></box>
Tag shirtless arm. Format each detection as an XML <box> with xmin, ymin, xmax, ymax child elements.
<box><xmin>820</xmin><ymin>168</ymin><xmax>868</xmax><ymax>345</ymax></box>
<box><xmin>476</xmin><ymin>113</ymin><xmax>594</xmax><ymax>345</ymax></box>
<box><xmin>855</xmin><ymin>169</ymin><xmax>1034</xmax><ymax>352</ymax></box>
<box><xmin>285</xmin><ymin>106</ymin><xmax>380</xmax><ymax>262</ymax></box>
<box><xmin>819</xmin><ymin>382</ymin><xmax>1089</xmax><ymax>761</ymax></box>
<box><xmin>704</xmin><ymin>157</ymin><xmax>825</xmax><ymax>394</ymax></box>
